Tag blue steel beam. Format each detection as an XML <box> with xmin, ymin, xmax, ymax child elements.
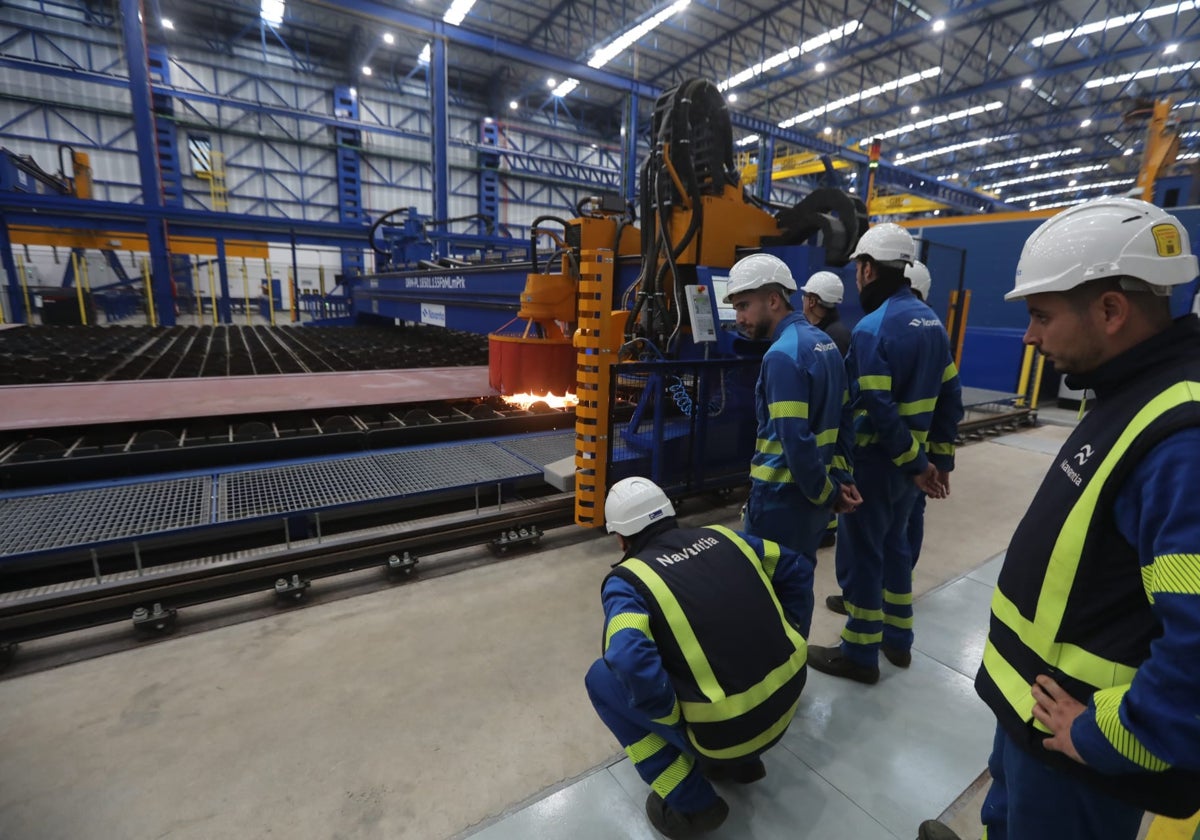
<box><xmin>120</xmin><ymin>0</ymin><xmax>176</xmax><ymax>326</ymax></box>
<box><xmin>431</xmin><ymin>38</ymin><xmax>450</xmax><ymax>259</ymax></box>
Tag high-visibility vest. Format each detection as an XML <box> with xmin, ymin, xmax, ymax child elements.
<box><xmin>976</xmin><ymin>355</ymin><xmax>1200</xmax><ymax>817</ymax></box>
<box><xmin>607</xmin><ymin>525</ymin><xmax>807</xmax><ymax>761</ymax></box>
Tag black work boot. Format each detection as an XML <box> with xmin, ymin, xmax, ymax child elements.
<box><xmin>807</xmin><ymin>644</ymin><xmax>880</xmax><ymax>684</ymax></box>
<box><xmin>644</xmin><ymin>791</ymin><xmax>729</xmax><ymax>839</ymax></box>
<box><xmin>883</xmin><ymin>645</ymin><xmax>912</xmax><ymax>668</ymax></box>
<box><xmin>825</xmin><ymin>594</ymin><xmax>848</xmax><ymax>615</ymax></box>
<box><xmin>702</xmin><ymin>757</ymin><xmax>766</xmax><ymax>784</ymax></box>
<box><xmin>917</xmin><ymin>819</ymin><xmax>964</xmax><ymax>840</ymax></box>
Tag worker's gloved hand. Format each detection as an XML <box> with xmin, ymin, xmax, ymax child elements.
<box><xmin>832</xmin><ymin>482</ymin><xmax>863</xmax><ymax>514</ymax></box>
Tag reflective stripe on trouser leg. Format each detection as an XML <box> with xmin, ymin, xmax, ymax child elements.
<box><xmin>584</xmin><ymin>658</ymin><xmax>717</xmax><ymax>813</ymax></box>
<box><xmin>836</xmin><ymin>454</ymin><xmax>915</xmax><ymax>667</ymax></box>
<box><xmin>882</xmin><ymin>481</ymin><xmax>919</xmax><ymax>652</ymax></box>
<box><xmin>981</xmin><ymin>723</ymin><xmax>1144</xmax><ymax>840</ymax></box>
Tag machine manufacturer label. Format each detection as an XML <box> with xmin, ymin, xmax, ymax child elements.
<box><xmin>405</xmin><ymin>275</ymin><xmax>467</xmax><ymax>290</ymax></box>
<box><xmin>420</xmin><ymin>303</ymin><xmax>446</xmax><ymax>327</ymax></box>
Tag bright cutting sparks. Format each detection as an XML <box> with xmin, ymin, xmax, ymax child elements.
<box><xmin>502</xmin><ymin>392</ymin><xmax>579</xmax><ymax>411</ymax></box>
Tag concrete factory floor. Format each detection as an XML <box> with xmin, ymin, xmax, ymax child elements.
<box><xmin>0</xmin><ymin>421</ymin><xmax>1161</xmax><ymax>840</ymax></box>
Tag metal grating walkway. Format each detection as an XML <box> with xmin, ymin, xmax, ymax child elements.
<box><xmin>0</xmin><ymin>433</ymin><xmax>572</xmax><ymax>561</ymax></box>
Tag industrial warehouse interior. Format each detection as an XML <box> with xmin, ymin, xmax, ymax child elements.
<box><xmin>2</xmin><ymin>0</ymin><xmax>1199</xmax><ymax>838</ymax></box>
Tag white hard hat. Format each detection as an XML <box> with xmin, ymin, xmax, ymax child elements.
<box><xmin>849</xmin><ymin>223</ymin><xmax>915</xmax><ymax>264</ymax></box>
<box><xmin>800</xmin><ymin>271</ymin><xmax>844</xmax><ymax>305</ymax></box>
<box><xmin>905</xmin><ymin>260</ymin><xmax>932</xmax><ymax>300</ymax></box>
<box><xmin>1007</xmin><ymin>197</ymin><xmax>1198</xmax><ymax>301</ymax></box>
<box><xmin>722</xmin><ymin>253</ymin><xmax>797</xmax><ymax>303</ymax></box>
<box><xmin>605</xmin><ymin>476</ymin><xmax>676</xmax><ymax>536</ymax></box>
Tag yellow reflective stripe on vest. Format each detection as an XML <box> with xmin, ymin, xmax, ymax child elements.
<box><xmin>859</xmin><ymin>374</ymin><xmax>892</xmax><ymax>391</ymax></box>
<box><xmin>687</xmin><ymin>695</ymin><xmax>803</xmax><ymax>760</ymax></box>
<box><xmin>1146</xmin><ymin>553</ymin><xmax>1200</xmax><ymax>597</ymax></box>
<box><xmin>769</xmin><ymin>400</ymin><xmax>808</xmax><ymax>419</ymax></box>
<box><xmin>929</xmin><ymin>442</ymin><xmax>955</xmax><ymax>456</ymax></box>
<box><xmin>989</xmin><ymin>586</ymin><xmax>1138</xmax><ymax>689</ymax></box>
<box><xmin>750</xmin><ymin>464</ymin><xmax>792</xmax><ymax>484</ymax></box>
<box><xmin>943</xmin><ymin>362</ymin><xmax>959</xmax><ymax>383</ymax></box>
<box><xmin>604</xmin><ymin>611</ymin><xmax>654</xmax><ymax>652</ymax></box>
<box><xmin>898</xmin><ymin>397</ymin><xmax>938</xmax><ymax>416</ymax></box>
<box><xmin>621</xmin><ymin>558</ymin><xmax>725</xmax><ymax>703</ymax></box>
<box><xmin>625</xmin><ymin>732</ymin><xmax>669</xmax><ymax>763</ymax></box>
<box><xmin>831</xmin><ymin>455</ymin><xmax>850</xmax><ymax>472</ymax></box>
<box><xmin>652</xmin><ymin>698</ymin><xmax>681</xmax><ymax>727</ymax></box>
<box><xmin>756</xmin><ymin>538</ymin><xmax>782</xmax><ymax>580</ymax></box>
<box><xmin>1093</xmin><ymin>686</ymin><xmax>1171</xmax><ymax>770</ymax></box>
<box><xmin>651</xmin><ymin>753</ymin><xmax>696</xmax><ymax>799</ymax></box>
<box><xmin>756</xmin><ymin>438</ymin><xmax>783</xmax><ymax>455</ymax></box>
<box><xmin>982</xmin><ymin>637</ymin><xmax>1040</xmax><ymax>725</ymax></box>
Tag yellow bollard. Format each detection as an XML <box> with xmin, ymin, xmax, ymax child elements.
<box><xmin>17</xmin><ymin>255</ymin><xmax>34</xmax><ymax>324</ymax></box>
<box><xmin>1030</xmin><ymin>352</ymin><xmax>1046</xmax><ymax>411</ymax></box>
<box><xmin>264</xmin><ymin>260</ymin><xmax>276</xmax><ymax>327</ymax></box>
<box><xmin>1015</xmin><ymin>345</ymin><xmax>1035</xmax><ymax>407</ymax></box>
<box><xmin>241</xmin><ymin>258</ymin><xmax>251</xmax><ymax>325</ymax></box>
<box><xmin>207</xmin><ymin>262</ymin><xmax>217</xmax><ymax>326</ymax></box>
<box><xmin>192</xmin><ymin>261</ymin><xmax>201</xmax><ymax>322</ymax></box>
<box><xmin>80</xmin><ymin>254</ymin><xmax>91</xmax><ymax>294</ymax></box>
<box><xmin>71</xmin><ymin>252</ymin><xmax>88</xmax><ymax>325</ymax></box>
<box><xmin>289</xmin><ymin>266</ymin><xmax>298</xmax><ymax>323</ymax></box>
<box><xmin>141</xmin><ymin>259</ymin><xmax>158</xmax><ymax>327</ymax></box>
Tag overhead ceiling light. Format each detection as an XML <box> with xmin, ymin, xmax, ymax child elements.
<box><xmin>973</xmin><ymin>147</ymin><xmax>1083</xmax><ymax>171</ymax></box>
<box><xmin>735</xmin><ymin>134</ymin><xmax>760</xmax><ymax>147</ymax></box>
<box><xmin>1123</xmin><ymin>147</ymin><xmax>1135</xmax><ymax>156</ymax></box>
<box><xmin>985</xmin><ymin>163</ymin><xmax>1109</xmax><ymax>190</ymax></box>
<box><xmin>260</xmin><ymin>0</ymin><xmax>285</xmax><ymax>27</ymax></box>
<box><xmin>383</xmin><ymin>32</ymin><xmax>395</xmax><ymax>45</ymax></box>
<box><xmin>484</xmin><ymin>117</ymin><xmax>494</xmax><ymax>124</ymax></box>
<box><xmin>910</xmin><ymin>105</ymin><xmax>920</xmax><ymax>114</ymax></box>
<box><xmin>932</xmin><ymin>19</ymin><xmax>946</xmax><ymax>32</ymax></box>
<box><xmin>1069</xmin><ymin>179</ymin><xmax>1078</xmax><ymax>186</ymax></box>
<box><xmin>727</xmin><ymin>93</ymin><xmax>738</xmax><ymax>103</ymax></box>
<box><xmin>546</xmin><ymin>78</ymin><xmax>557</xmax><ymax>87</ymax></box>
<box><xmin>815</xmin><ymin>61</ymin><xmax>827</xmax><ymax>73</ymax></box>
<box><xmin>1175</xmin><ymin>100</ymin><xmax>1200</xmax><ymax>108</ymax></box>
<box><xmin>1080</xmin><ymin>118</ymin><xmax>1092</xmax><ymax>127</ymax></box>
<box><xmin>361</xmin><ymin>65</ymin><xmax>373</xmax><ymax>76</ymax></box>
<box><xmin>1011</xmin><ymin>177</ymin><xmax>1136</xmax><ymax>203</ymax></box>
<box><xmin>1030</xmin><ymin>161</ymin><xmax>1039</xmax><ymax>169</ymax></box>
<box><xmin>717</xmin><ymin>20</ymin><xmax>860</xmax><ymax>91</ymax></box>
<box><xmin>443</xmin><ymin>0</ymin><xmax>478</xmax><ymax>26</ymax></box>
<box><xmin>1020</xmin><ymin>77</ymin><xmax>1033</xmax><ymax>89</ymax></box>
<box><xmin>1085</xmin><ymin>61</ymin><xmax>1197</xmax><ymax>89</ymax></box>
<box><xmin>1031</xmin><ymin>2</ymin><xmax>1200</xmax><ymax>48</ymax></box>
<box><xmin>902</xmin><ymin>134</ymin><xmax>1013</xmax><ymax>165</ymax></box>
<box><xmin>509</xmin><ymin>100</ymin><xmax>519</xmax><ymax>110</ymax></box>
<box><xmin>824</xmin><ymin>126</ymin><xmax>833</xmax><ymax>135</ymax></box>
<box><xmin>780</xmin><ymin>66</ymin><xmax>941</xmax><ymax>128</ymax></box>
<box><xmin>162</xmin><ymin>18</ymin><xmax>174</xmax><ymax>29</ymax></box>
<box><xmin>552</xmin><ymin>79</ymin><xmax>579</xmax><ymax>97</ymax></box>
<box><xmin>417</xmin><ymin>43</ymin><xmax>431</xmax><ymax>64</ymax></box>
<box><xmin>588</xmin><ymin>0</ymin><xmax>690</xmax><ymax>70</ymax></box>
<box><xmin>862</xmin><ymin>100</ymin><xmax>1003</xmax><ymax>141</ymax></box>
<box><xmin>1165</xmin><ymin>43</ymin><xmax>1179</xmax><ymax>54</ymax></box>
<box><xmin>1179</xmin><ymin>150</ymin><xmax>1200</xmax><ymax>159</ymax></box>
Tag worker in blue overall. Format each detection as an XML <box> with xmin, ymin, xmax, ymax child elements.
<box><xmin>725</xmin><ymin>253</ymin><xmax>860</xmax><ymax>559</ymax></box>
<box><xmin>585</xmin><ymin>476</ymin><xmax>814</xmax><ymax>839</ymax></box>
<box><xmin>809</xmin><ymin>224</ymin><xmax>963</xmax><ymax>685</ymax></box>
<box><xmin>922</xmin><ymin>198</ymin><xmax>1200</xmax><ymax>840</ymax></box>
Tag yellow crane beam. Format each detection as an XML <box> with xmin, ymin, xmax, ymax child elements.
<box><xmin>739</xmin><ymin>152</ymin><xmax>852</xmax><ymax>182</ymax></box>
<box><xmin>868</xmin><ymin>193</ymin><xmax>951</xmax><ymax>215</ymax></box>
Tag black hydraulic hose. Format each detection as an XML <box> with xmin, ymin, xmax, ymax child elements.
<box><xmin>529</xmin><ymin>215</ymin><xmax>572</xmax><ymax>272</ymax></box>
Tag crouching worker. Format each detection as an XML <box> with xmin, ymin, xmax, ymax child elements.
<box><xmin>585</xmin><ymin>476</ymin><xmax>815</xmax><ymax>839</ymax></box>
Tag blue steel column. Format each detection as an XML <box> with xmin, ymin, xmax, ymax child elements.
<box><xmin>622</xmin><ymin>93</ymin><xmax>639</xmax><ymax>207</ymax></box>
<box><xmin>216</xmin><ymin>237</ymin><xmax>232</xmax><ymax>322</ymax></box>
<box><xmin>120</xmin><ymin>0</ymin><xmax>175</xmax><ymax>326</ymax></box>
<box><xmin>755</xmin><ymin>135</ymin><xmax>775</xmax><ymax>205</ymax></box>
<box><xmin>332</xmin><ymin>87</ymin><xmax>364</xmax><ymax>280</ymax></box>
<box><xmin>430</xmin><ymin>39</ymin><xmax>450</xmax><ymax>260</ymax></box>
<box><xmin>478</xmin><ymin>120</ymin><xmax>500</xmax><ymax>228</ymax></box>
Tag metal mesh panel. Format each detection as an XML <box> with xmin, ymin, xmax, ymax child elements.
<box><xmin>497</xmin><ymin>432</ymin><xmax>577</xmax><ymax>468</ymax></box>
<box><xmin>219</xmin><ymin>455</ymin><xmax>396</xmax><ymax>520</ymax></box>
<box><xmin>0</xmin><ymin>478</ymin><xmax>211</xmax><ymax>556</ymax></box>
<box><xmin>374</xmin><ymin>443</ymin><xmax>540</xmax><ymax>494</ymax></box>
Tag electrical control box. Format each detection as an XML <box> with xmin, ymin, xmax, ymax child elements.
<box><xmin>683</xmin><ymin>284</ymin><xmax>718</xmax><ymax>343</ymax></box>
